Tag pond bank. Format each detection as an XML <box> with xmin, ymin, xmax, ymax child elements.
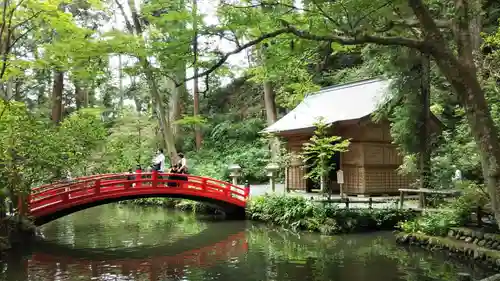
<box><xmin>246</xmin><ymin>195</ymin><xmax>417</xmax><ymax>234</ymax></box>
<box><xmin>0</xmin><ymin>216</ymin><xmax>37</xmax><ymax>253</ymax></box>
<box><xmin>396</xmin><ymin>230</ymin><xmax>500</xmax><ymax>270</ymax></box>
<box><xmin>123</xmin><ymin>194</ymin><xmax>418</xmax><ymax>234</ymax></box>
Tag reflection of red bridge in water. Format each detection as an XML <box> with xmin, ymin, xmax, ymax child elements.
<box><xmin>27</xmin><ymin>231</ymin><xmax>248</xmax><ymax>280</ymax></box>
<box><xmin>25</xmin><ymin>171</ymin><xmax>249</xmax><ymax>225</ymax></box>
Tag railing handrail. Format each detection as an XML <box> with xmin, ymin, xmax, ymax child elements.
<box><xmin>32</xmin><ymin>173</ymin><xmax>124</xmax><ymax>192</ymax></box>
<box><xmin>32</xmin><ymin>172</ymin><xmax>246</xmax><ymax>195</ymax></box>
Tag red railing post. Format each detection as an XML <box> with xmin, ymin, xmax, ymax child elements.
<box><xmin>152</xmin><ymin>169</ymin><xmax>158</xmax><ymax>188</ymax></box>
<box><xmin>61</xmin><ymin>188</ymin><xmax>69</xmax><ymax>202</ymax></box>
<box><xmin>135</xmin><ymin>169</ymin><xmax>142</xmax><ymax>188</ymax></box>
<box><xmin>124</xmin><ymin>175</ymin><xmax>131</xmax><ymax>190</ymax></box>
<box><xmin>201</xmin><ymin>178</ymin><xmax>207</xmax><ymax>191</ymax></box>
<box><xmin>93</xmin><ymin>179</ymin><xmax>101</xmax><ymax>195</ymax></box>
<box><xmin>244</xmin><ymin>181</ymin><xmax>250</xmax><ymax>199</ymax></box>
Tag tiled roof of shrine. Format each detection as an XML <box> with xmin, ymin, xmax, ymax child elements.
<box><xmin>263</xmin><ymin>78</ymin><xmax>391</xmax><ymax>133</ymax></box>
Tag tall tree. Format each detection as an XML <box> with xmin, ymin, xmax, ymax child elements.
<box><xmin>115</xmin><ymin>0</ymin><xmax>177</xmax><ymax>161</ymax></box>
<box><xmin>192</xmin><ymin>0</ymin><xmax>202</xmax><ymax>150</ymax></box>
<box><xmin>51</xmin><ymin>71</ymin><xmax>64</xmax><ymax>124</ymax></box>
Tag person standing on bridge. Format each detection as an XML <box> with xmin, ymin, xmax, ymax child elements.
<box><xmin>177</xmin><ymin>152</ymin><xmax>188</xmax><ymax>174</ymax></box>
<box><xmin>152</xmin><ymin>148</ymin><xmax>165</xmax><ymax>173</ymax></box>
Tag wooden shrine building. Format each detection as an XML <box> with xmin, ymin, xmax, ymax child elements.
<box><xmin>263</xmin><ymin>78</ymin><xmax>437</xmax><ymax>196</ymax></box>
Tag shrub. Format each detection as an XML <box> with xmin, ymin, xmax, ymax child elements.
<box><xmin>398</xmin><ymin>210</ymin><xmax>461</xmax><ymax>236</ymax></box>
<box><xmin>398</xmin><ymin>181</ymin><xmax>490</xmax><ymax>236</ymax></box>
<box><xmin>247</xmin><ymin>195</ymin><xmax>416</xmax><ymax>235</ymax></box>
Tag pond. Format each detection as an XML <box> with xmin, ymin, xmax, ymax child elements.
<box><xmin>0</xmin><ymin>204</ymin><xmax>495</xmax><ymax>281</ymax></box>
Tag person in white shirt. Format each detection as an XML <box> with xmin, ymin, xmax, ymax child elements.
<box><xmin>152</xmin><ymin>148</ymin><xmax>165</xmax><ymax>172</ymax></box>
<box><xmin>451</xmin><ymin>165</ymin><xmax>463</xmax><ymax>182</ymax></box>
<box><xmin>177</xmin><ymin>152</ymin><xmax>188</xmax><ymax>174</ymax></box>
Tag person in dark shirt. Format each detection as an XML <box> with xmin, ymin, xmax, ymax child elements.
<box><xmin>167</xmin><ymin>164</ymin><xmax>179</xmax><ymax>187</ymax></box>
<box><xmin>126</xmin><ymin>168</ymin><xmax>136</xmax><ymax>187</ymax></box>
<box><xmin>127</xmin><ymin>169</ymin><xmax>135</xmax><ymax>181</ymax></box>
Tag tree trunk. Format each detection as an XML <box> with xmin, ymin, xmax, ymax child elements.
<box><xmin>193</xmin><ymin>67</ymin><xmax>202</xmax><ymax>150</ymax></box>
<box><xmin>170</xmin><ymin>71</ymin><xmax>189</xmax><ymax>147</ymax></box>
<box><xmin>36</xmin><ymin>70</ymin><xmax>48</xmax><ymax>106</ymax></box>
<box><xmin>13</xmin><ymin>78</ymin><xmax>21</xmax><ymax>102</ymax></box>
<box><xmin>418</xmin><ymin>54</ymin><xmax>431</xmax><ymax>191</ymax></box>
<box><xmin>167</xmin><ymin>76</ymin><xmax>181</xmax><ymax>139</ymax></box>
<box><xmin>75</xmin><ymin>81</ymin><xmax>88</xmax><ymax>110</ymax></box>
<box><xmin>431</xmin><ymin>41</ymin><xmax>500</xmax><ymax>229</ymax></box>
<box><xmin>134</xmin><ymin>97</ymin><xmax>142</xmax><ymax>113</ymax></box>
<box><xmin>123</xmin><ymin>0</ymin><xmax>178</xmax><ymax>162</ymax></box>
<box><xmin>143</xmin><ymin>62</ymin><xmax>177</xmax><ymax>162</ymax></box>
<box><xmin>118</xmin><ymin>54</ymin><xmax>124</xmax><ymax>109</ymax></box>
<box><xmin>192</xmin><ymin>0</ymin><xmax>202</xmax><ymax>150</ymax></box>
<box><xmin>263</xmin><ymin>80</ymin><xmax>280</xmax><ymax>161</ymax></box>
<box><xmin>51</xmin><ymin>71</ymin><xmax>64</xmax><ymax>124</ymax></box>
<box><xmin>264</xmin><ymin>81</ymin><xmax>278</xmax><ymax>124</ymax></box>
<box><xmin>409</xmin><ymin>0</ymin><xmax>500</xmax><ymax>229</ymax></box>
<box><xmin>4</xmin><ymin>77</ymin><xmax>13</xmax><ymax>100</ymax></box>
<box><xmin>469</xmin><ymin>0</ymin><xmax>482</xmax><ymax>57</ymax></box>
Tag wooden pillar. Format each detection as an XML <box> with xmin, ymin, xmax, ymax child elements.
<box><xmin>284</xmin><ymin>166</ymin><xmax>289</xmax><ymax>192</ymax></box>
<box><xmin>399</xmin><ymin>191</ymin><xmax>405</xmax><ymax>209</ymax></box>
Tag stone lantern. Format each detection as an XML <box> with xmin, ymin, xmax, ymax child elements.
<box><xmin>228</xmin><ymin>164</ymin><xmax>242</xmax><ymax>185</ymax></box>
<box><xmin>265</xmin><ymin>162</ymin><xmax>280</xmax><ymax>192</ymax></box>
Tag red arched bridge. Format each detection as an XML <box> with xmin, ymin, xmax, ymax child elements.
<box><xmin>26</xmin><ymin>171</ymin><xmax>249</xmax><ymax>225</ymax></box>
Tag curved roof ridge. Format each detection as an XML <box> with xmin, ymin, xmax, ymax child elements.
<box><xmin>308</xmin><ymin>77</ymin><xmax>387</xmax><ymax>97</ymax></box>
<box><xmin>263</xmin><ymin>78</ymin><xmax>391</xmax><ymax>133</ymax></box>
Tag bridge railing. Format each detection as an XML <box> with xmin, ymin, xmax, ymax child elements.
<box><xmin>31</xmin><ymin>173</ymin><xmax>124</xmax><ymax>193</ymax></box>
<box><xmin>28</xmin><ymin>171</ymin><xmax>249</xmax><ymax>211</ymax></box>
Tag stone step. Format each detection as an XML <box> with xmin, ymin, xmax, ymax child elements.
<box><xmin>448</xmin><ymin>227</ymin><xmax>500</xmax><ymax>252</ymax></box>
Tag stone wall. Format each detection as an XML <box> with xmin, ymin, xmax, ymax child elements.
<box><xmin>449</xmin><ymin>227</ymin><xmax>500</xmax><ymax>251</ymax></box>
<box><xmin>395</xmin><ymin>232</ymin><xmax>500</xmax><ymax>270</ymax></box>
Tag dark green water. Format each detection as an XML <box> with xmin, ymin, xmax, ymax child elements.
<box><xmin>0</xmin><ymin>204</ymin><xmax>495</xmax><ymax>281</ymax></box>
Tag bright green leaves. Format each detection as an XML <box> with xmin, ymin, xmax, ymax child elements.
<box><xmin>174</xmin><ymin>115</ymin><xmax>207</xmax><ymax>126</ymax></box>
<box><xmin>0</xmin><ymin>101</ymin><xmax>107</xmax><ymax>198</ymax></box>
<box><xmin>302</xmin><ymin>118</ymin><xmax>350</xmax><ymax>181</ymax></box>
<box><xmin>94</xmin><ymin>109</ymin><xmax>161</xmax><ymax>173</ymax></box>
<box><xmin>330</xmin><ymin>42</ymin><xmax>357</xmax><ymax>54</ymax></box>
<box><xmin>0</xmin><ymin>0</ymin><xmax>109</xmax><ymax>92</ymax></box>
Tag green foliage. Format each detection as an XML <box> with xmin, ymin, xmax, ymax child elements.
<box><xmin>93</xmin><ymin>109</ymin><xmax>157</xmax><ymax>173</ymax></box>
<box><xmin>247</xmin><ymin>195</ymin><xmax>416</xmax><ymax>235</ymax></box>
<box><xmin>183</xmin><ymin>113</ymin><xmax>270</xmax><ymax>182</ymax></box>
<box><xmin>399</xmin><ymin>181</ymin><xmax>490</xmax><ymax>236</ymax></box>
<box><xmin>398</xmin><ymin>210</ymin><xmax>461</xmax><ymax>237</ymax></box>
<box><xmin>174</xmin><ymin>115</ymin><xmax>207</xmax><ymax>126</ymax></box>
<box><xmin>0</xmin><ymin>102</ymin><xmax>106</xmax><ymax>207</ymax></box>
<box><xmin>302</xmin><ymin>118</ymin><xmax>350</xmax><ymax>182</ymax></box>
